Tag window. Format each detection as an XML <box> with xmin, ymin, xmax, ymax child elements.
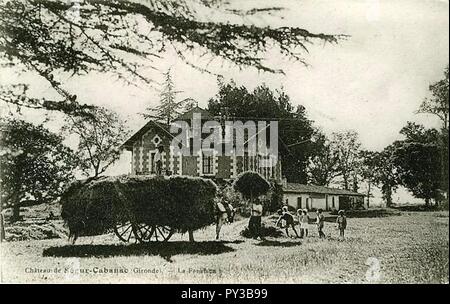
<box><xmin>202</xmin><ymin>153</ymin><xmax>213</xmax><ymax>175</ymax></box>
<box><xmin>243</xmin><ymin>152</ymin><xmax>249</xmax><ymax>171</ymax></box>
<box><xmin>332</xmin><ymin>197</ymin><xmax>335</xmax><ymax>208</ymax></box>
<box><xmin>151</xmin><ymin>135</ymin><xmax>161</xmax><ymax>147</ymax></box>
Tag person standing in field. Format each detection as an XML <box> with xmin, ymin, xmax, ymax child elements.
<box><xmin>249</xmin><ymin>199</ymin><xmax>263</xmax><ymax>240</ymax></box>
<box><xmin>299</xmin><ymin>209</ymin><xmax>310</xmax><ymax>238</ymax></box>
<box><xmin>336</xmin><ymin>210</ymin><xmax>347</xmax><ymax>241</ymax></box>
<box><xmin>154</xmin><ymin>144</ymin><xmax>164</xmax><ymax>175</ymax></box>
<box><xmin>316</xmin><ymin>209</ymin><xmax>326</xmax><ymax>239</ymax></box>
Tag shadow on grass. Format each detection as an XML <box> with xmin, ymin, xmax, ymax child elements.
<box><xmin>255</xmin><ymin>240</ymin><xmax>302</xmax><ymax>247</ymax></box>
<box><xmin>43</xmin><ymin>241</ymin><xmax>237</xmax><ymax>261</ymax></box>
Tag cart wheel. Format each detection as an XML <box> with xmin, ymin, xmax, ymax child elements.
<box><xmin>113</xmin><ymin>221</ymin><xmax>139</xmax><ymax>243</ymax></box>
<box><xmin>134</xmin><ymin>224</ymin><xmax>174</xmax><ymax>242</ymax></box>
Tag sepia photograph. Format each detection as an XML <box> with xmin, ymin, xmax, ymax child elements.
<box><xmin>0</xmin><ymin>0</ymin><xmax>448</xmax><ymax>286</ymax></box>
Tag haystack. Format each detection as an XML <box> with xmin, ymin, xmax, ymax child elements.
<box><xmin>60</xmin><ymin>175</ymin><xmax>218</xmax><ymax>237</ymax></box>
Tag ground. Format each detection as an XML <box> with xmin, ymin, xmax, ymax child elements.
<box><xmin>0</xmin><ymin>209</ymin><xmax>448</xmax><ymax>283</ymax></box>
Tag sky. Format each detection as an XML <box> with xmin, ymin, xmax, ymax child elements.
<box><xmin>1</xmin><ymin>0</ymin><xmax>449</xmax><ymax>204</ymax></box>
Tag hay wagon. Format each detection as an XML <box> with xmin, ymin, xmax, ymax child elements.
<box><xmin>113</xmin><ymin>216</ymin><xmax>174</xmax><ymax>243</ymax></box>
<box><xmin>61</xmin><ymin>175</ymin><xmax>217</xmax><ymax>244</ymax></box>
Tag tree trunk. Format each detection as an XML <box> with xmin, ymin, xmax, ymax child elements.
<box><xmin>425</xmin><ymin>198</ymin><xmax>430</xmax><ymax>207</ymax></box>
<box><xmin>382</xmin><ymin>184</ymin><xmax>393</xmax><ymax>208</ymax></box>
<box><xmin>11</xmin><ymin>194</ymin><xmax>21</xmax><ymax>222</ymax></box>
<box><xmin>188</xmin><ymin>229</ymin><xmax>195</xmax><ymax>242</ymax></box>
<box><xmin>0</xmin><ymin>213</ymin><xmax>5</xmax><ymax>242</ymax></box>
<box><xmin>11</xmin><ymin>204</ymin><xmax>20</xmax><ymax>222</ymax></box>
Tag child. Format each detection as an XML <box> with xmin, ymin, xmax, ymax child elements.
<box><xmin>299</xmin><ymin>209</ymin><xmax>310</xmax><ymax>238</ymax></box>
<box><xmin>316</xmin><ymin>209</ymin><xmax>326</xmax><ymax>239</ymax></box>
<box><xmin>275</xmin><ymin>206</ymin><xmax>299</xmax><ymax>238</ymax></box>
<box><xmin>336</xmin><ymin>210</ymin><xmax>347</xmax><ymax>241</ymax></box>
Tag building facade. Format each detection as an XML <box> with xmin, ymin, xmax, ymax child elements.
<box><xmin>122</xmin><ymin>107</ymin><xmax>282</xmax><ymax>181</ymax></box>
<box><xmin>283</xmin><ymin>183</ymin><xmax>366</xmax><ymax>211</ymax></box>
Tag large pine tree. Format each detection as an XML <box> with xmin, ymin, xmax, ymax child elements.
<box><xmin>143</xmin><ymin>70</ymin><xmax>195</xmax><ymax>124</ymax></box>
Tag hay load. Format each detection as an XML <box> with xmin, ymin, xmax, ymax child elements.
<box><xmin>60</xmin><ymin>175</ymin><xmax>218</xmax><ymax>239</ymax></box>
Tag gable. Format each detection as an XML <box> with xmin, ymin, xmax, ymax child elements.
<box><xmin>122</xmin><ymin>120</ymin><xmax>173</xmax><ymax>151</ymax></box>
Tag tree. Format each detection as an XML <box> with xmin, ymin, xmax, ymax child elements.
<box><xmin>417</xmin><ymin>65</ymin><xmax>449</xmax><ymax>200</ymax></box>
<box><xmin>417</xmin><ymin>66</ymin><xmax>449</xmax><ymax>131</ymax></box>
<box><xmin>361</xmin><ymin>148</ymin><xmax>399</xmax><ymax>207</ymax></box>
<box><xmin>0</xmin><ymin>0</ymin><xmax>342</xmax><ymax>118</ymax></box>
<box><xmin>307</xmin><ymin>132</ymin><xmax>340</xmax><ymax>186</ymax></box>
<box><xmin>233</xmin><ymin>172</ymin><xmax>270</xmax><ymax>205</ymax></box>
<box><xmin>0</xmin><ymin>118</ymin><xmax>77</xmax><ymax>222</ymax></box>
<box><xmin>330</xmin><ymin>131</ymin><xmax>362</xmax><ymax>191</ymax></box>
<box><xmin>359</xmin><ymin>150</ymin><xmax>378</xmax><ymax>207</ymax></box>
<box><xmin>392</xmin><ymin>122</ymin><xmax>442</xmax><ymax>206</ymax></box>
<box><xmin>143</xmin><ymin>69</ymin><xmax>196</xmax><ymax>124</ymax></box>
<box><xmin>62</xmin><ymin>106</ymin><xmax>129</xmax><ymax>178</ymax></box>
<box><xmin>208</xmin><ymin>81</ymin><xmax>316</xmax><ymax>183</ymax></box>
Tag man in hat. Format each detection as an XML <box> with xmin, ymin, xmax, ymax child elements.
<box><xmin>154</xmin><ymin>144</ymin><xmax>165</xmax><ymax>176</ymax></box>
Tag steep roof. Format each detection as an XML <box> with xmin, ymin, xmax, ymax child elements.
<box><xmin>284</xmin><ymin>183</ymin><xmax>364</xmax><ymax>196</ymax></box>
<box><xmin>121</xmin><ymin>120</ymin><xmax>173</xmax><ymax>151</ymax></box>
<box><xmin>175</xmin><ymin>106</ymin><xmax>214</xmax><ymax>121</ymax></box>
<box><xmin>122</xmin><ymin>106</ymin><xmax>215</xmax><ymax>151</ymax></box>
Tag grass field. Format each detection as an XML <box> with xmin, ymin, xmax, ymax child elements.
<box><xmin>0</xmin><ymin>209</ymin><xmax>448</xmax><ymax>283</ymax></box>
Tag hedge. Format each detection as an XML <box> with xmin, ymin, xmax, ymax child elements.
<box><xmin>60</xmin><ymin>175</ymin><xmax>218</xmax><ymax>237</ymax></box>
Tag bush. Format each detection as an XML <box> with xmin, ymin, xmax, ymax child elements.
<box><xmin>217</xmin><ymin>184</ymin><xmax>244</xmax><ymax>208</ymax></box>
<box><xmin>60</xmin><ymin>175</ymin><xmax>218</xmax><ymax>237</ymax></box>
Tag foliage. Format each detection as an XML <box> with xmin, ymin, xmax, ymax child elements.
<box><xmin>392</xmin><ymin>123</ymin><xmax>443</xmax><ymax>206</ymax></box>
<box><xmin>417</xmin><ymin>66</ymin><xmax>449</xmax><ymax>198</ymax></box>
<box><xmin>330</xmin><ymin>131</ymin><xmax>362</xmax><ymax>191</ymax></box>
<box><xmin>208</xmin><ymin>81</ymin><xmax>316</xmax><ymax>183</ymax></box>
<box><xmin>60</xmin><ymin>175</ymin><xmax>218</xmax><ymax>236</ymax></box>
<box><xmin>216</xmin><ymin>184</ymin><xmax>243</xmax><ymax>208</ymax></box>
<box><xmin>0</xmin><ymin>0</ymin><xmax>341</xmax><ymax>117</ymax></box>
<box><xmin>266</xmin><ymin>182</ymin><xmax>284</xmax><ymax>213</ymax></box>
<box><xmin>307</xmin><ymin>132</ymin><xmax>340</xmax><ymax>186</ymax></box>
<box><xmin>142</xmin><ymin>69</ymin><xmax>196</xmax><ymax>124</ymax></box>
<box><xmin>233</xmin><ymin>171</ymin><xmax>270</xmax><ymax>202</ymax></box>
<box><xmin>417</xmin><ymin>66</ymin><xmax>449</xmax><ymax>131</ymax></box>
<box><xmin>62</xmin><ymin>106</ymin><xmax>129</xmax><ymax>178</ymax></box>
<box><xmin>362</xmin><ymin>147</ymin><xmax>399</xmax><ymax>207</ymax></box>
<box><xmin>0</xmin><ymin>118</ymin><xmax>77</xmax><ymax>221</ymax></box>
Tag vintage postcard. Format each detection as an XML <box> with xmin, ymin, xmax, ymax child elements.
<box><xmin>0</xmin><ymin>0</ymin><xmax>448</xmax><ymax>285</ymax></box>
